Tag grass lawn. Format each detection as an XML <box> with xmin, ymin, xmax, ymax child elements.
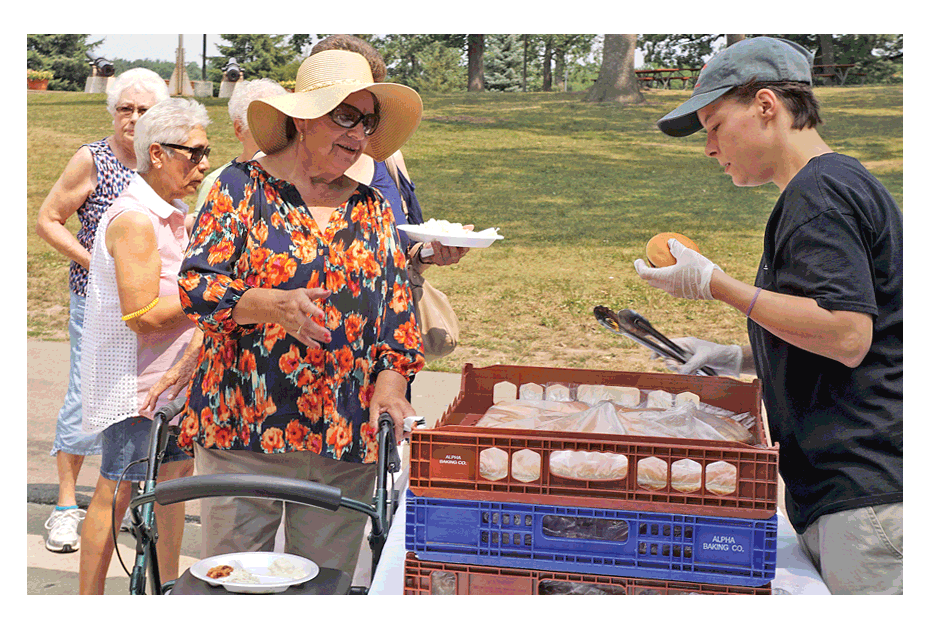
<box><xmin>26</xmin><ymin>85</ymin><xmax>903</xmax><ymax>375</ymax></box>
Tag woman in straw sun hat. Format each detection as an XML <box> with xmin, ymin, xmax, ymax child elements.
<box><xmin>177</xmin><ymin>50</ymin><xmax>425</xmax><ymax>578</ymax></box>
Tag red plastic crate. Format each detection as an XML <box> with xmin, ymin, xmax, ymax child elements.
<box><xmin>409</xmin><ymin>364</ymin><xmax>779</xmax><ymax>520</ymax></box>
<box><xmin>404</xmin><ymin>552</ymin><xmax>772</xmax><ymax>595</ymax></box>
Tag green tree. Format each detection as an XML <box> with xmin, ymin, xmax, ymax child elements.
<box><xmin>213</xmin><ymin>34</ymin><xmax>295</xmax><ymax>82</ymax></box>
<box><xmin>27</xmin><ymin>34</ymin><xmax>104</xmax><ymax>91</ymax></box>
<box><xmin>484</xmin><ymin>35</ymin><xmax>522</xmax><ymax>92</ymax></box>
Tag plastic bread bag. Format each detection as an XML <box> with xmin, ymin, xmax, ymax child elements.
<box><xmin>538</xmin><ymin>580</ymin><xmax>627</xmax><ymax>595</ymax></box>
<box><xmin>518</xmin><ymin>382</ymin><xmax>545</xmax><ymax>400</ymax></box>
<box><xmin>614</xmin><ymin>405</ymin><xmax>728</xmax><ymax>441</ymax></box>
<box><xmin>685</xmin><ymin>404</ymin><xmax>754</xmax><ymax>443</ymax></box>
<box><xmin>475</xmin><ymin>399</ymin><xmax>589</xmax><ymax>428</ymax></box>
<box><xmin>576</xmin><ymin>384</ymin><xmax>641</xmax><ymax>408</ymax></box>
<box><xmin>549</xmin><ymin>450</ymin><xmax>629</xmax><ymax>481</ymax></box>
<box><xmin>536</xmin><ymin>401</ymin><xmax>628</xmax><ymax>435</ymax></box>
<box><xmin>544</xmin><ymin>383</ymin><xmax>573</xmax><ymax>401</ymax></box>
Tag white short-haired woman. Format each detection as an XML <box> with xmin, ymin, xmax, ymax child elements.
<box><xmin>191</xmin><ymin>78</ymin><xmax>288</xmax><ymax>215</ymax></box>
<box><xmin>77</xmin><ymin>98</ymin><xmax>211</xmax><ymax>595</ymax></box>
<box><xmin>34</xmin><ymin>67</ymin><xmax>168</xmax><ymax>555</ymax></box>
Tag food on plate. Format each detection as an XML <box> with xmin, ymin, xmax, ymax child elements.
<box><xmin>225</xmin><ymin>566</ymin><xmax>261</xmax><ymax>584</ymax></box>
<box><xmin>418</xmin><ymin>218</ymin><xmax>499</xmax><ymax>238</ymax></box>
<box><xmin>206</xmin><ymin>564</ymin><xmax>234</xmax><ymax>579</ymax></box>
<box><xmin>645</xmin><ymin>232</ymin><xmax>701</xmax><ymax>268</ymax></box>
<box><xmin>268</xmin><ymin>557</ymin><xmax>307</xmax><ymax>579</ymax></box>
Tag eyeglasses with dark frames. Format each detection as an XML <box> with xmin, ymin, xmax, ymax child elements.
<box><xmin>327</xmin><ymin>102</ymin><xmax>380</xmax><ymax>136</ymax></box>
<box><xmin>159</xmin><ymin>143</ymin><xmax>211</xmax><ymax>165</ymax></box>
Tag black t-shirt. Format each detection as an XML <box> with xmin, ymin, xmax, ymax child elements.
<box><xmin>748</xmin><ymin>153</ymin><xmax>903</xmax><ymax>533</ymax></box>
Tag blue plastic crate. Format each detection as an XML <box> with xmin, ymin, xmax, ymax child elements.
<box><xmin>405</xmin><ymin>490</ymin><xmax>777</xmax><ymax>587</ymax></box>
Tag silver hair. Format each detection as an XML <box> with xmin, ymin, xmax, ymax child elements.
<box><xmin>227</xmin><ymin>78</ymin><xmax>287</xmax><ymax>131</ymax></box>
<box><xmin>106</xmin><ymin>68</ymin><xmax>170</xmax><ymax>116</ymax></box>
<box><xmin>134</xmin><ymin>98</ymin><xmax>211</xmax><ymax>174</ymax></box>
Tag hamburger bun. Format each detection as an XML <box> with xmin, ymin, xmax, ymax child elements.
<box><xmin>645</xmin><ymin>233</ymin><xmax>700</xmax><ymax>268</ymax></box>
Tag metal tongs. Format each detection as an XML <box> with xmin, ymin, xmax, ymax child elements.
<box><xmin>593</xmin><ymin>306</ymin><xmax>718</xmax><ymax>377</ymax></box>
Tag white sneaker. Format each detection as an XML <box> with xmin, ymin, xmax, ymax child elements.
<box><xmin>44</xmin><ymin>507</ymin><xmax>86</xmax><ymax>553</ymax></box>
<box><xmin>120</xmin><ymin>508</ymin><xmax>133</xmax><ymax>532</ymax></box>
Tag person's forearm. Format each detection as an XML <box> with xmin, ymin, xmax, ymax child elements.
<box><xmin>125</xmin><ymin>293</ymin><xmax>190</xmax><ymax>334</ymax></box>
<box><xmin>36</xmin><ymin>218</ymin><xmax>91</xmax><ymax>269</ymax></box>
<box><xmin>711</xmin><ymin>270</ymin><xmax>871</xmax><ymax>367</ymax></box>
<box><xmin>231</xmin><ymin>287</ymin><xmax>282</xmax><ymax>325</ymax></box>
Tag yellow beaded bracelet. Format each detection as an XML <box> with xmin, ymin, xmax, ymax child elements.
<box><xmin>121</xmin><ymin>297</ymin><xmax>159</xmax><ymax>321</ymax></box>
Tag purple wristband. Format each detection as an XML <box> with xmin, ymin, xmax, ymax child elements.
<box><xmin>746</xmin><ymin>287</ymin><xmax>762</xmax><ymax>318</ymax></box>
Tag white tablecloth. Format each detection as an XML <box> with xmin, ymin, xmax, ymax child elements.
<box><xmin>368</xmin><ymin>487</ymin><xmax>831</xmax><ymax>595</ymax></box>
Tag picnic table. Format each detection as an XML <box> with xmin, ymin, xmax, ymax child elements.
<box><xmin>635</xmin><ymin>68</ymin><xmax>702</xmax><ymax>89</ymax></box>
<box><xmin>812</xmin><ymin>63</ymin><xmax>866</xmax><ymax>86</ymax></box>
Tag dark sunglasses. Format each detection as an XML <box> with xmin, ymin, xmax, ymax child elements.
<box><xmin>328</xmin><ymin>102</ymin><xmax>380</xmax><ymax>136</ymax></box>
<box><xmin>160</xmin><ymin>142</ymin><xmax>211</xmax><ymax>164</ymax></box>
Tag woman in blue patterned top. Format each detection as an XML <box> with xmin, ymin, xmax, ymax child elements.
<box><xmin>35</xmin><ymin>68</ymin><xmax>169</xmax><ymax>554</ymax></box>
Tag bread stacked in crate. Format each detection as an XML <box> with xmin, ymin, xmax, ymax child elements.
<box><xmin>403</xmin><ymin>364</ymin><xmax>779</xmax><ymax>595</ymax></box>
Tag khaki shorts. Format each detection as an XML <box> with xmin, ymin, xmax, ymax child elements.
<box><xmin>193</xmin><ymin>444</ymin><xmax>376</xmax><ymax>578</ymax></box>
<box><xmin>797</xmin><ymin>502</ymin><xmax>903</xmax><ymax>594</ymax></box>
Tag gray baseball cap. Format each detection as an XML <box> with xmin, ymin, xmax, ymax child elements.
<box><xmin>657</xmin><ymin>37</ymin><xmax>815</xmax><ymax>137</ymax></box>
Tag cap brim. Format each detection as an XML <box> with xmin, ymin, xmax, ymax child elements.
<box><xmin>656</xmin><ymin>86</ymin><xmax>732</xmax><ymax>137</ymax></box>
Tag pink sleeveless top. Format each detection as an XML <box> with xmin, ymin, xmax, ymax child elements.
<box><xmin>82</xmin><ymin>174</ymin><xmax>195</xmax><ymax>432</ymax></box>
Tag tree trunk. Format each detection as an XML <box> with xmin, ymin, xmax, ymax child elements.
<box><xmin>542</xmin><ymin>40</ymin><xmax>552</xmax><ymax>92</ymax></box>
<box><xmin>818</xmin><ymin>34</ymin><xmax>835</xmax><ymax>85</ymax></box>
<box><xmin>554</xmin><ymin>49</ymin><xmax>565</xmax><ymax>91</ymax></box>
<box><xmin>467</xmin><ymin>34</ymin><xmax>485</xmax><ymax>92</ymax></box>
<box><xmin>585</xmin><ymin>34</ymin><xmax>645</xmax><ymax>104</ymax></box>
<box><xmin>726</xmin><ymin>34</ymin><xmax>745</xmax><ymax>47</ymax></box>
<box><xmin>522</xmin><ymin>35</ymin><xmax>528</xmax><ymax>92</ymax></box>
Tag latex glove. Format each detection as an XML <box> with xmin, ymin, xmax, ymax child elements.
<box><xmin>654</xmin><ymin>337</ymin><xmax>743</xmax><ymax>377</ymax></box>
<box><xmin>633</xmin><ymin>238</ymin><xmax>720</xmax><ymax>300</ymax></box>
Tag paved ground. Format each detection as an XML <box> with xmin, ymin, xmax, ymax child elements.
<box><xmin>25</xmin><ymin>339</ymin><xmax>462</xmax><ymax>595</ymax></box>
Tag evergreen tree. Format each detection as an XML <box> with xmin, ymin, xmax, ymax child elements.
<box><xmin>27</xmin><ymin>34</ymin><xmax>104</xmax><ymax>91</ymax></box>
<box><xmin>484</xmin><ymin>34</ymin><xmax>522</xmax><ymax>92</ymax></box>
<box><xmin>213</xmin><ymin>35</ymin><xmax>295</xmax><ymax>83</ymax></box>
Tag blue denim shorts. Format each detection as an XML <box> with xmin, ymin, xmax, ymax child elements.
<box><xmin>100</xmin><ymin>416</ymin><xmax>191</xmax><ymax>482</ymax></box>
<box><xmin>50</xmin><ymin>292</ymin><xmax>103</xmax><ymax>457</ymax></box>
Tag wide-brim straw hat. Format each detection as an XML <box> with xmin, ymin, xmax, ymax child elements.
<box><xmin>248</xmin><ymin>50</ymin><xmax>423</xmax><ymax>162</ymax></box>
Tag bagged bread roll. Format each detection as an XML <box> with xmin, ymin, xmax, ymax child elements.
<box><xmin>670</xmin><ymin>459</ymin><xmax>702</xmax><ymax>493</ymax></box>
<box><xmin>576</xmin><ymin>385</ymin><xmax>641</xmax><ymax>407</ymax></box>
<box><xmin>511</xmin><ymin>449</ymin><xmax>542</xmax><ymax>483</ymax></box>
<box><xmin>646</xmin><ymin>390</ymin><xmax>674</xmax><ymax>409</ymax></box>
<box><xmin>636</xmin><ymin>457</ymin><xmax>668</xmax><ymax>490</ymax></box>
<box><xmin>475</xmin><ymin>399</ymin><xmax>589</xmax><ymax>428</ymax></box>
<box><xmin>479</xmin><ymin>447</ymin><xmax>509</xmax><ymax>481</ymax></box>
<box><xmin>549</xmin><ymin>450</ymin><xmax>629</xmax><ymax>481</ymax></box>
<box><xmin>675</xmin><ymin>391</ymin><xmax>701</xmax><ymax>407</ymax></box>
<box><xmin>544</xmin><ymin>383</ymin><xmax>572</xmax><ymax>401</ymax></box>
<box><xmin>537</xmin><ymin>401</ymin><xmax>627</xmax><ymax>435</ymax></box>
<box><xmin>705</xmin><ymin>461</ymin><xmax>738</xmax><ymax>495</ymax></box>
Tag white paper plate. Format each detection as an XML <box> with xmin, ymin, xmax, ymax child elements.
<box><xmin>190</xmin><ymin>551</ymin><xmax>319</xmax><ymax>594</ymax></box>
<box><xmin>397</xmin><ymin>224</ymin><xmax>504</xmax><ymax>248</ymax></box>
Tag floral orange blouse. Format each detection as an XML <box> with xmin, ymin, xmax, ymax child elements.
<box><xmin>177</xmin><ymin>160</ymin><xmax>424</xmax><ymax>464</ymax></box>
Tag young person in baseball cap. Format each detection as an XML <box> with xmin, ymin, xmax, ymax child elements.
<box><xmin>635</xmin><ymin>36</ymin><xmax>902</xmax><ymax>594</ymax></box>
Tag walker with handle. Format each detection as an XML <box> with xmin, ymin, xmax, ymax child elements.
<box><xmin>122</xmin><ymin>397</ymin><xmax>421</xmax><ymax>594</ymax></box>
